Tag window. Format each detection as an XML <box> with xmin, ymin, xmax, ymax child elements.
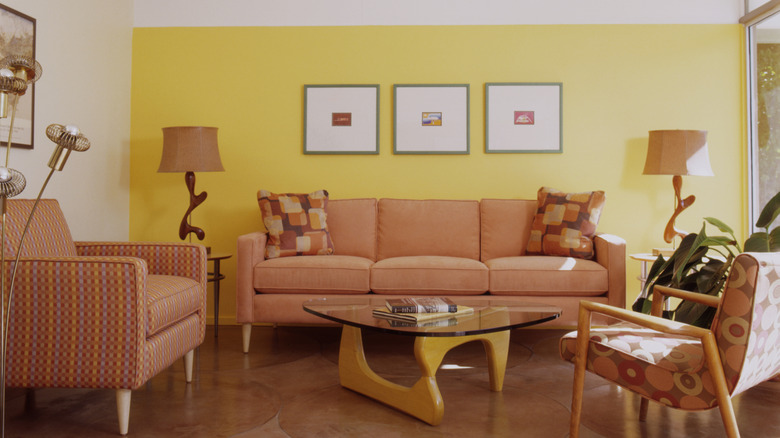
<box><xmin>746</xmin><ymin>5</ymin><xmax>780</xmax><ymax>232</ymax></box>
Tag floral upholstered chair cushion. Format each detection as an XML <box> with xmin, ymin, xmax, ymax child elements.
<box><xmin>560</xmin><ymin>252</ymin><xmax>780</xmax><ymax>411</ymax></box>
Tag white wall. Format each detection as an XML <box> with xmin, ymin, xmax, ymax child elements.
<box><xmin>2</xmin><ymin>0</ymin><xmax>132</xmax><ymax>240</ymax></box>
<box><xmin>134</xmin><ymin>0</ymin><xmax>743</xmax><ymax>27</ymax></box>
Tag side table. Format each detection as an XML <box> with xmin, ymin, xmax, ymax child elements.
<box><xmin>207</xmin><ymin>252</ymin><xmax>232</xmax><ymax>337</ymax></box>
<box><xmin>629</xmin><ymin>253</ymin><xmax>657</xmax><ymax>293</ymax></box>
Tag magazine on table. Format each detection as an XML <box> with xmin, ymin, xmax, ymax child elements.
<box><xmin>385</xmin><ymin>297</ymin><xmax>457</xmax><ymax>314</ymax></box>
<box><xmin>372</xmin><ymin>305</ymin><xmax>473</xmax><ymax>323</ymax></box>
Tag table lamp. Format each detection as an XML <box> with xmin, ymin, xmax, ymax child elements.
<box><xmin>158</xmin><ymin>126</ymin><xmax>224</xmax><ymax>243</ymax></box>
<box><xmin>643</xmin><ymin>129</ymin><xmax>713</xmax><ymax>244</ymax></box>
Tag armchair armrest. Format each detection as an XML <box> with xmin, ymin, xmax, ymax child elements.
<box><xmin>5</xmin><ymin>256</ymin><xmax>149</xmax><ymax>389</ymax></box>
<box><xmin>75</xmin><ymin>241</ymin><xmax>206</xmax><ymax>284</ymax></box>
<box><xmin>236</xmin><ymin>231</ymin><xmax>268</xmax><ymax>323</ymax></box>
<box><xmin>594</xmin><ymin>233</ymin><xmax>626</xmax><ymax>309</ymax></box>
<box><xmin>577</xmin><ymin>300</ymin><xmax>711</xmax><ymax>339</ymax></box>
<box><xmin>650</xmin><ymin>285</ymin><xmax>722</xmax><ymax>318</ymax></box>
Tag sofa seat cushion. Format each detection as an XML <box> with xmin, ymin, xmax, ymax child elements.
<box><xmin>486</xmin><ymin>256</ymin><xmax>607</xmax><ymax>296</ymax></box>
<box><xmin>254</xmin><ymin>255</ymin><xmax>372</xmax><ymax>294</ymax></box>
<box><xmin>370</xmin><ymin>256</ymin><xmax>488</xmax><ymax>295</ymax></box>
<box><xmin>147</xmin><ymin>274</ymin><xmax>202</xmax><ymax>336</ymax></box>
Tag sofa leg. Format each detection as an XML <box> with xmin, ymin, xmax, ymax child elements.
<box><xmin>184</xmin><ymin>350</ymin><xmax>194</xmax><ymax>383</ymax></box>
<box><xmin>116</xmin><ymin>389</ymin><xmax>131</xmax><ymax>436</ymax></box>
<box><xmin>242</xmin><ymin>323</ymin><xmax>252</xmax><ymax>353</ymax></box>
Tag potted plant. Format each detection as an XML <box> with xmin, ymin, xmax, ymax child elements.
<box><xmin>633</xmin><ymin>190</ymin><xmax>780</xmax><ymax>327</ymax></box>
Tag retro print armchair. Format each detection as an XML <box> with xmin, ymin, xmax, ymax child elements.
<box><xmin>3</xmin><ymin>199</ymin><xmax>207</xmax><ymax>435</ymax></box>
<box><xmin>560</xmin><ymin>252</ymin><xmax>780</xmax><ymax>438</ymax></box>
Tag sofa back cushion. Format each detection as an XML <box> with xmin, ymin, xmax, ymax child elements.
<box><xmin>377</xmin><ymin>199</ymin><xmax>480</xmax><ymax>260</ymax></box>
<box><xmin>480</xmin><ymin>199</ymin><xmax>537</xmax><ymax>262</ymax></box>
<box><xmin>327</xmin><ymin>198</ymin><xmax>378</xmax><ymax>261</ymax></box>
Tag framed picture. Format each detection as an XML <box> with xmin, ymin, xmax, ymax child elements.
<box><xmin>0</xmin><ymin>4</ymin><xmax>36</xmax><ymax>149</ymax></box>
<box><xmin>485</xmin><ymin>82</ymin><xmax>562</xmax><ymax>153</ymax></box>
<box><xmin>394</xmin><ymin>84</ymin><xmax>469</xmax><ymax>154</ymax></box>
<box><xmin>304</xmin><ymin>84</ymin><xmax>379</xmax><ymax>155</ymax></box>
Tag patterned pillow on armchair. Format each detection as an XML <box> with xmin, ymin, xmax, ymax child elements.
<box><xmin>526</xmin><ymin>187</ymin><xmax>605</xmax><ymax>259</ymax></box>
<box><xmin>257</xmin><ymin>189</ymin><xmax>335</xmax><ymax>259</ymax></box>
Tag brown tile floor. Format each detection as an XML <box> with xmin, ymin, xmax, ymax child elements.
<box><xmin>4</xmin><ymin>325</ymin><xmax>779</xmax><ymax>437</ymax></box>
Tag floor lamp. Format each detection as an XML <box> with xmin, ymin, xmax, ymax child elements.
<box><xmin>643</xmin><ymin>129</ymin><xmax>714</xmax><ymax>244</ymax></box>
<box><xmin>158</xmin><ymin>126</ymin><xmax>224</xmax><ymax>246</ymax></box>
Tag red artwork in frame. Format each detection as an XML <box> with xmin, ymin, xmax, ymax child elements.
<box><xmin>332</xmin><ymin>112</ymin><xmax>352</xmax><ymax>126</ymax></box>
<box><xmin>514</xmin><ymin>111</ymin><xmax>534</xmax><ymax>125</ymax></box>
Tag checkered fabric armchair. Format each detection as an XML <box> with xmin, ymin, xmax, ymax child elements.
<box><xmin>3</xmin><ymin>199</ymin><xmax>207</xmax><ymax>435</ymax></box>
<box><xmin>560</xmin><ymin>252</ymin><xmax>780</xmax><ymax>438</ymax></box>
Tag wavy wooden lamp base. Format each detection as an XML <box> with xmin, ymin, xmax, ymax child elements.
<box><xmin>663</xmin><ymin>175</ymin><xmax>695</xmax><ymax>244</ymax></box>
<box><xmin>179</xmin><ymin>171</ymin><xmax>207</xmax><ymax>241</ymax></box>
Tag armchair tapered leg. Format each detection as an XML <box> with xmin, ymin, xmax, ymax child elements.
<box><xmin>570</xmin><ymin>304</ymin><xmax>593</xmax><ymax>438</ymax></box>
<box><xmin>184</xmin><ymin>350</ymin><xmax>194</xmax><ymax>383</ymax></box>
<box><xmin>116</xmin><ymin>389</ymin><xmax>131</xmax><ymax>436</ymax></box>
<box><xmin>242</xmin><ymin>323</ymin><xmax>252</xmax><ymax>353</ymax></box>
<box><xmin>703</xmin><ymin>334</ymin><xmax>740</xmax><ymax>438</ymax></box>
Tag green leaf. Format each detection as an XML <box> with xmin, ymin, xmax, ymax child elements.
<box><xmin>700</xmin><ymin>236</ymin><xmax>738</xmax><ymax>248</ymax></box>
<box><xmin>705</xmin><ymin>217</ymin><xmax>735</xmax><ymax>235</ymax></box>
<box><xmin>745</xmin><ymin>232</ymin><xmax>770</xmax><ymax>252</ymax></box>
<box><xmin>632</xmin><ymin>297</ymin><xmax>654</xmax><ymax>314</ymax></box>
<box><xmin>770</xmin><ymin>227</ymin><xmax>780</xmax><ymax>251</ymax></box>
<box><xmin>673</xmin><ymin>230</ymin><xmax>707</xmax><ymax>284</ymax></box>
<box><xmin>704</xmin><ymin>217</ymin><xmax>741</xmax><ymax>253</ymax></box>
<box><xmin>755</xmin><ymin>190</ymin><xmax>780</xmax><ymax>229</ymax></box>
<box><xmin>642</xmin><ymin>255</ymin><xmax>670</xmax><ymax>296</ymax></box>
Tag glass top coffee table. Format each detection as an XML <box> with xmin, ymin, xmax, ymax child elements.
<box><xmin>303</xmin><ymin>297</ymin><xmax>561</xmax><ymax>425</ymax></box>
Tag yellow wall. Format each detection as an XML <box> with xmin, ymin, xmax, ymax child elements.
<box><xmin>130</xmin><ymin>25</ymin><xmax>745</xmax><ymax>325</ymax></box>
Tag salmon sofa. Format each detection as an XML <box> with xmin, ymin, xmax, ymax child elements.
<box><xmin>237</xmin><ymin>198</ymin><xmax>626</xmax><ymax>352</ymax></box>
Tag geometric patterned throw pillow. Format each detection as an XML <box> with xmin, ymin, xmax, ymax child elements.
<box><xmin>525</xmin><ymin>187</ymin><xmax>606</xmax><ymax>259</ymax></box>
<box><xmin>257</xmin><ymin>189</ymin><xmax>335</xmax><ymax>259</ymax></box>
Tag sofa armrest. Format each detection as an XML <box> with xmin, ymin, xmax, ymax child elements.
<box><xmin>593</xmin><ymin>233</ymin><xmax>626</xmax><ymax>309</ymax></box>
<box><xmin>5</xmin><ymin>256</ymin><xmax>149</xmax><ymax>389</ymax></box>
<box><xmin>236</xmin><ymin>231</ymin><xmax>268</xmax><ymax>323</ymax></box>
<box><xmin>75</xmin><ymin>241</ymin><xmax>207</xmax><ymax>285</ymax></box>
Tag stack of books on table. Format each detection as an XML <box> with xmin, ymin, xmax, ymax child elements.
<box><xmin>372</xmin><ymin>297</ymin><xmax>473</xmax><ymax>326</ymax></box>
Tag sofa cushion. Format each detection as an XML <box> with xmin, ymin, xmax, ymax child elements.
<box><xmin>258</xmin><ymin>190</ymin><xmax>335</xmax><ymax>259</ymax></box>
<box><xmin>377</xmin><ymin>199</ymin><xmax>480</xmax><ymax>260</ymax></box>
<box><xmin>327</xmin><ymin>198</ymin><xmax>377</xmax><ymax>261</ymax></box>
<box><xmin>370</xmin><ymin>256</ymin><xmax>488</xmax><ymax>295</ymax></box>
<box><xmin>526</xmin><ymin>187</ymin><xmax>605</xmax><ymax>259</ymax></box>
<box><xmin>485</xmin><ymin>256</ymin><xmax>607</xmax><ymax>296</ymax></box>
<box><xmin>254</xmin><ymin>255</ymin><xmax>372</xmax><ymax>294</ymax></box>
<box><xmin>146</xmin><ymin>274</ymin><xmax>202</xmax><ymax>336</ymax></box>
<box><xmin>480</xmin><ymin>198</ymin><xmax>537</xmax><ymax>262</ymax></box>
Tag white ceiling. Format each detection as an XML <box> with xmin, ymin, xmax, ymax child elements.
<box><xmin>134</xmin><ymin>0</ymin><xmax>744</xmax><ymax>27</ymax></box>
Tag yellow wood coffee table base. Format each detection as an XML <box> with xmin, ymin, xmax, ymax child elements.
<box><xmin>338</xmin><ymin>324</ymin><xmax>510</xmax><ymax>425</ymax></box>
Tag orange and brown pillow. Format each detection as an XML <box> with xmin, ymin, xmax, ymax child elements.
<box><xmin>257</xmin><ymin>190</ymin><xmax>335</xmax><ymax>259</ymax></box>
<box><xmin>526</xmin><ymin>187</ymin><xmax>605</xmax><ymax>259</ymax></box>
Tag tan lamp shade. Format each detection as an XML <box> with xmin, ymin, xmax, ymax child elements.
<box><xmin>643</xmin><ymin>130</ymin><xmax>713</xmax><ymax>177</ymax></box>
<box><xmin>159</xmin><ymin>126</ymin><xmax>224</xmax><ymax>173</ymax></box>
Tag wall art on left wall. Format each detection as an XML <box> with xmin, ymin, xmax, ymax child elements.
<box><xmin>0</xmin><ymin>3</ymin><xmax>36</xmax><ymax>149</ymax></box>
